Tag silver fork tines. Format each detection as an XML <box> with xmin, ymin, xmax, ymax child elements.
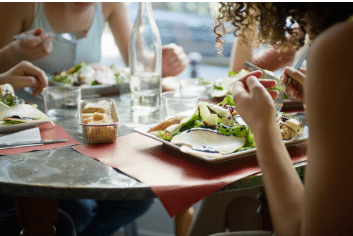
<box><xmin>275</xmin><ymin>78</ymin><xmax>291</xmax><ymax>111</ymax></box>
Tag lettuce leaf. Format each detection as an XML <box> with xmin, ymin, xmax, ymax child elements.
<box><xmin>218</xmin><ymin>95</ymin><xmax>235</xmax><ymax>106</ymax></box>
<box><xmin>218</xmin><ymin>123</ymin><xmax>255</xmax><ymax>150</ymax></box>
<box><xmin>179</xmin><ymin>114</ymin><xmax>202</xmax><ymax>133</ymax></box>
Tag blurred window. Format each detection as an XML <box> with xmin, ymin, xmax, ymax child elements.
<box><xmin>127</xmin><ymin>2</ymin><xmax>234</xmax><ymax>66</ymax></box>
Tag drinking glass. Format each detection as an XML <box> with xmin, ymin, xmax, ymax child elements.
<box><xmin>179</xmin><ymin>79</ymin><xmax>213</xmax><ymax>102</ymax></box>
<box><xmin>161</xmin><ymin>91</ymin><xmax>199</xmax><ymax>119</ymax></box>
<box><xmin>43</xmin><ymin>87</ymin><xmax>81</xmax><ymax>118</ymax></box>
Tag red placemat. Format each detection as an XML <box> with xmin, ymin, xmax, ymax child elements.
<box><xmin>73</xmin><ymin>133</ymin><xmax>307</xmax><ymax>217</ymax></box>
<box><xmin>0</xmin><ymin>122</ymin><xmax>80</xmax><ymax>156</ymax></box>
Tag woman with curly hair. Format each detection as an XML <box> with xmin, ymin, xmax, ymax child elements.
<box><xmin>190</xmin><ymin>3</ymin><xmax>353</xmax><ymax>236</ymax></box>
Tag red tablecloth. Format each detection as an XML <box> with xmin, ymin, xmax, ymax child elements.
<box><xmin>73</xmin><ymin>133</ymin><xmax>307</xmax><ymax>217</ymax></box>
<box><xmin>1</xmin><ymin>122</ymin><xmax>80</xmax><ymax>156</ymax></box>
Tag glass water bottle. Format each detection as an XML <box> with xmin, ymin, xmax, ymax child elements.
<box><xmin>129</xmin><ymin>2</ymin><xmax>162</xmax><ymax>113</ymax></box>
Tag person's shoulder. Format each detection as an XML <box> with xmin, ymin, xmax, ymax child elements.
<box><xmin>311</xmin><ymin>22</ymin><xmax>353</xmax><ymax>63</ymax></box>
<box><xmin>0</xmin><ymin>2</ymin><xmax>35</xmax><ymax>24</ymax></box>
<box><xmin>309</xmin><ymin>22</ymin><xmax>353</xmax><ymax>80</ymax></box>
<box><xmin>0</xmin><ymin>2</ymin><xmax>34</xmax><ymax>14</ymax></box>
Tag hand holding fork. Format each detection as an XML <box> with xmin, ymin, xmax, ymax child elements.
<box><xmin>274</xmin><ymin>44</ymin><xmax>310</xmax><ymax>111</ymax></box>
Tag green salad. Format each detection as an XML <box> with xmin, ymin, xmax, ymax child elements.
<box><xmin>49</xmin><ymin>62</ymin><xmax>129</xmax><ymax>87</ymax></box>
<box><xmin>156</xmin><ymin>95</ymin><xmax>255</xmax><ymax>152</ymax></box>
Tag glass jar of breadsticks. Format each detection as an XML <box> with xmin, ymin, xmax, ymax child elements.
<box><xmin>79</xmin><ymin>98</ymin><xmax>119</xmax><ymax>144</ymax></box>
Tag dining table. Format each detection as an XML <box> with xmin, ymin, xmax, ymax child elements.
<box><xmin>0</xmin><ymin>86</ymin><xmax>308</xmax><ymax>236</ymax></box>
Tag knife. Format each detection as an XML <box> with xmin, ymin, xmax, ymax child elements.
<box><xmin>0</xmin><ymin>139</ymin><xmax>68</xmax><ymax>149</ymax></box>
<box><xmin>244</xmin><ymin>61</ymin><xmax>282</xmax><ymax>83</ymax></box>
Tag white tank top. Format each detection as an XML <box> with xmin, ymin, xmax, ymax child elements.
<box><xmin>29</xmin><ymin>2</ymin><xmax>105</xmax><ymax>73</ymax></box>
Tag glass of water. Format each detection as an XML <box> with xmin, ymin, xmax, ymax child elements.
<box><xmin>161</xmin><ymin>92</ymin><xmax>199</xmax><ymax>120</ymax></box>
<box><xmin>179</xmin><ymin>78</ymin><xmax>214</xmax><ymax>102</ymax></box>
<box><xmin>43</xmin><ymin>86</ymin><xmax>81</xmax><ymax>118</ymax></box>
<box><xmin>130</xmin><ymin>72</ymin><xmax>161</xmax><ymax>114</ymax></box>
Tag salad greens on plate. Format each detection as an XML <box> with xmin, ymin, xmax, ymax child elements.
<box><xmin>49</xmin><ymin>62</ymin><xmax>129</xmax><ymax>87</ymax></box>
<box><xmin>154</xmin><ymin>95</ymin><xmax>255</xmax><ymax>153</ymax></box>
<box><xmin>145</xmin><ymin>95</ymin><xmax>305</xmax><ymax>159</ymax></box>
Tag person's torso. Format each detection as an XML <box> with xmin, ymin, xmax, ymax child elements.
<box><xmin>29</xmin><ymin>2</ymin><xmax>105</xmax><ymax>73</ymax></box>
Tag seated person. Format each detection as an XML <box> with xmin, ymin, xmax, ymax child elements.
<box><xmin>0</xmin><ymin>2</ymin><xmax>189</xmax><ymax>79</ymax></box>
<box><xmin>187</xmin><ymin>6</ymin><xmax>310</xmax><ymax>236</ymax></box>
<box><xmin>0</xmin><ymin>3</ymin><xmax>162</xmax><ymax>235</ymax></box>
<box><xmin>208</xmin><ymin>2</ymin><xmax>352</xmax><ymax>236</ymax></box>
<box><xmin>0</xmin><ymin>62</ymin><xmax>74</xmax><ymax>235</ymax></box>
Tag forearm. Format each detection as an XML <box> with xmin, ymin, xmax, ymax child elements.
<box><xmin>253</xmin><ymin>47</ymin><xmax>294</xmax><ymax>72</ymax></box>
<box><xmin>106</xmin><ymin>2</ymin><xmax>132</xmax><ymax>67</ymax></box>
<box><xmin>253</xmin><ymin>122</ymin><xmax>304</xmax><ymax>236</ymax></box>
<box><xmin>229</xmin><ymin>38</ymin><xmax>253</xmax><ymax>73</ymax></box>
<box><xmin>0</xmin><ymin>41</ymin><xmax>22</xmax><ymax>73</ymax></box>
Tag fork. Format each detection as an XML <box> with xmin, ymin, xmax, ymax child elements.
<box><xmin>274</xmin><ymin>44</ymin><xmax>310</xmax><ymax>112</ymax></box>
<box><xmin>13</xmin><ymin>31</ymin><xmax>87</xmax><ymax>41</ymax></box>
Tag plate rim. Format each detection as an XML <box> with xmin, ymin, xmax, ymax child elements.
<box><xmin>0</xmin><ymin>120</ymin><xmax>50</xmax><ymax>134</ymax></box>
<box><xmin>134</xmin><ymin>124</ymin><xmax>309</xmax><ymax>163</ymax></box>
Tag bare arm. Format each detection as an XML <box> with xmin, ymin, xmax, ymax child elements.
<box><xmin>0</xmin><ymin>3</ymin><xmax>52</xmax><ymax>73</ymax></box>
<box><xmin>234</xmin><ymin>22</ymin><xmax>353</xmax><ymax>236</ymax></box>
<box><xmin>303</xmin><ymin>22</ymin><xmax>353</xmax><ymax>235</ymax></box>
<box><xmin>230</xmin><ymin>22</ymin><xmax>298</xmax><ymax>73</ymax></box>
<box><xmin>0</xmin><ymin>3</ymin><xmax>30</xmax><ymax>71</ymax></box>
<box><xmin>0</xmin><ymin>3</ymin><xmax>33</xmax><ymax>48</ymax></box>
<box><xmin>229</xmin><ymin>37</ymin><xmax>253</xmax><ymax>73</ymax></box>
<box><xmin>104</xmin><ymin>2</ymin><xmax>132</xmax><ymax>66</ymax></box>
<box><xmin>233</xmin><ymin>73</ymin><xmax>304</xmax><ymax>235</ymax></box>
<box><xmin>229</xmin><ymin>17</ymin><xmax>258</xmax><ymax>73</ymax></box>
<box><xmin>230</xmin><ymin>38</ymin><xmax>295</xmax><ymax>73</ymax></box>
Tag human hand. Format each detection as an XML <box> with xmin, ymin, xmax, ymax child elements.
<box><xmin>233</xmin><ymin>70</ymin><xmax>277</xmax><ymax>133</ymax></box>
<box><xmin>236</xmin><ymin>71</ymin><xmax>279</xmax><ymax>99</ymax></box>
<box><xmin>161</xmin><ymin>43</ymin><xmax>189</xmax><ymax>78</ymax></box>
<box><xmin>0</xmin><ymin>61</ymin><xmax>48</xmax><ymax>97</ymax></box>
<box><xmin>13</xmin><ymin>28</ymin><xmax>53</xmax><ymax>62</ymax></box>
<box><xmin>281</xmin><ymin>66</ymin><xmax>306</xmax><ymax>103</ymax></box>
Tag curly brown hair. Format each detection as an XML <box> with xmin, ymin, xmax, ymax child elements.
<box><xmin>215</xmin><ymin>3</ymin><xmax>352</xmax><ymax>53</ymax></box>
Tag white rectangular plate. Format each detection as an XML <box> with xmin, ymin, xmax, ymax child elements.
<box><xmin>50</xmin><ymin>81</ymin><xmax>121</xmax><ymax>97</ymax></box>
<box><xmin>25</xmin><ymin>84</ymin><xmax>129</xmax><ymax>99</ymax></box>
<box><xmin>134</xmin><ymin>125</ymin><xmax>309</xmax><ymax>163</ymax></box>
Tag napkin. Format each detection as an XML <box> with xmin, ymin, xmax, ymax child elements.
<box><xmin>0</xmin><ymin>122</ymin><xmax>80</xmax><ymax>155</ymax></box>
<box><xmin>73</xmin><ymin>133</ymin><xmax>307</xmax><ymax>217</ymax></box>
<box><xmin>0</xmin><ymin>127</ymin><xmax>42</xmax><ymax>149</ymax></box>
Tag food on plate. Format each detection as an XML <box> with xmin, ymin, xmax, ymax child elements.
<box><xmin>0</xmin><ymin>104</ymin><xmax>51</xmax><ymax>126</ymax></box>
<box><xmin>0</xmin><ymin>83</ymin><xmax>15</xmax><ymax>96</ymax></box>
<box><xmin>148</xmin><ymin>95</ymin><xmax>305</xmax><ymax>158</ymax></box>
<box><xmin>171</xmin><ymin>128</ymin><xmax>246</xmax><ymax>154</ymax></box>
<box><xmin>147</xmin><ymin>117</ymin><xmax>178</xmax><ymax>133</ymax></box>
<box><xmin>0</xmin><ymin>84</ymin><xmax>51</xmax><ymax>126</ymax></box>
<box><xmin>80</xmin><ymin>99</ymin><xmax>118</xmax><ymax>143</ymax></box>
<box><xmin>0</xmin><ymin>83</ymin><xmax>33</xmax><ymax>109</ymax></box>
<box><xmin>277</xmin><ymin>114</ymin><xmax>305</xmax><ymax>140</ymax></box>
<box><xmin>50</xmin><ymin>62</ymin><xmax>129</xmax><ymax>87</ymax></box>
<box><xmin>212</xmin><ymin>69</ymin><xmax>283</xmax><ymax>99</ymax></box>
<box><xmin>212</xmin><ymin>69</ymin><xmax>250</xmax><ymax>97</ymax></box>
